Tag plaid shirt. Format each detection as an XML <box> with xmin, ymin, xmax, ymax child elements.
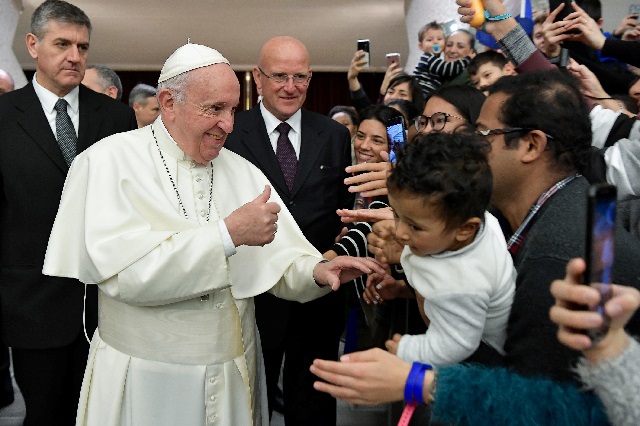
<box><xmin>507</xmin><ymin>175</ymin><xmax>580</xmax><ymax>256</ymax></box>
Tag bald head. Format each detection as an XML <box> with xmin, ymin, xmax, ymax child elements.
<box><xmin>254</xmin><ymin>36</ymin><xmax>311</xmax><ymax>121</ymax></box>
<box><xmin>0</xmin><ymin>69</ymin><xmax>15</xmax><ymax>94</ymax></box>
<box><xmin>258</xmin><ymin>36</ymin><xmax>309</xmax><ymax>68</ymax></box>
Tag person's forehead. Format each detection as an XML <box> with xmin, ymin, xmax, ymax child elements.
<box><xmin>186</xmin><ymin>64</ymin><xmax>240</xmax><ymax>100</ymax></box>
<box><xmin>477</xmin><ymin>93</ymin><xmax>507</xmax><ymax>127</ymax></box>
<box><xmin>477</xmin><ymin>63</ymin><xmax>502</xmax><ymax>74</ymax></box>
<box><xmin>447</xmin><ymin>32</ymin><xmax>471</xmax><ymax>45</ymax></box>
<box><xmin>424</xmin><ymin>96</ymin><xmax>460</xmax><ymax>115</ymax></box>
<box><xmin>425</xmin><ymin>28</ymin><xmax>444</xmax><ymax>38</ymax></box>
<box><xmin>332</xmin><ymin>112</ymin><xmax>352</xmax><ymax>122</ymax></box>
<box><xmin>262</xmin><ymin>44</ymin><xmax>309</xmax><ymax>71</ymax></box>
<box><xmin>359</xmin><ymin>118</ymin><xmax>386</xmax><ymax>134</ymax></box>
<box><xmin>391</xmin><ymin>81</ymin><xmax>410</xmax><ymax>91</ymax></box>
<box><xmin>41</xmin><ymin>20</ymin><xmax>90</xmax><ymax>40</ymax></box>
<box><xmin>83</xmin><ymin>68</ymin><xmax>97</xmax><ymax>79</ymax></box>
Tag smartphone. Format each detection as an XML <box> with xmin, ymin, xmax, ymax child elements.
<box><xmin>558</xmin><ymin>48</ymin><xmax>570</xmax><ymax>68</ymax></box>
<box><xmin>386</xmin><ymin>53</ymin><xmax>401</xmax><ymax>68</ymax></box>
<box><xmin>583</xmin><ymin>183</ymin><xmax>617</xmax><ymax>344</ymax></box>
<box><xmin>357</xmin><ymin>39</ymin><xmax>370</xmax><ymax>68</ymax></box>
<box><xmin>550</xmin><ymin>0</ymin><xmax>580</xmax><ymax>34</ymax></box>
<box><xmin>386</xmin><ymin>115</ymin><xmax>406</xmax><ymax>164</ymax></box>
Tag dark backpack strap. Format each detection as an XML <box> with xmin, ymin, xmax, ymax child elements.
<box><xmin>605</xmin><ymin>114</ymin><xmax>636</xmax><ymax>148</ymax></box>
<box><xmin>583</xmin><ymin>146</ymin><xmax>608</xmax><ymax>184</ymax></box>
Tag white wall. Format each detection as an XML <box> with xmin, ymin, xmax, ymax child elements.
<box><xmin>601</xmin><ymin>0</ymin><xmax>639</xmax><ymax>33</ymax></box>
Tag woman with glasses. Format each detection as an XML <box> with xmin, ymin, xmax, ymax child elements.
<box><xmin>346</xmin><ymin>85</ymin><xmax>487</xmax><ymax>201</ymax></box>
<box><xmin>416</xmin><ymin>85</ymin><xmax>486</xmax><ymax>134</ymax></box>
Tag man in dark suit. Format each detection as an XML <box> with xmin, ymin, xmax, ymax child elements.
<box><xmin>225</xmin><ymin>36</ymin><xmax>353</xmax><ymax>425</ymax></box>
<box><xmin>0</xmin><ymin>1</ymin><xmax>136</xmax><ymax>424</ymax></box>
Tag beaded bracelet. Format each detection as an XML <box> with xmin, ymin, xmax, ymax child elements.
<box><xmin>481</xmin><ymin>10</ymin><xmax>512</xmax><ymax>32</ymax></box>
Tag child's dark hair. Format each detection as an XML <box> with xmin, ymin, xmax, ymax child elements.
<box><xmin>387</xmin><ymin>131</ymin><xmax>493</xmax><ymax>231</ymax></box>
<box><xmin>418</xmin><ymin>21</ymin><xmax>444</xmax><ymax>42</ymax></box>
<box><xmin>467</xmin><ymin>50</ymin><xmax>509</xmax><ymax>78</ymax></box>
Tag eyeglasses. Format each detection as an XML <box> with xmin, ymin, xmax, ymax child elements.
<box><xmin>475</xmin><ymin>127</ymin><xmax>555</xmax><ymax>140</ymax></box>
<box><xmin>258</xmin><ymin>67</ymin><xmax>311</xmax><ymax>86</ymax></box>
<box><xmin>414</xmin><ymin>112</ymin><xmax>465</xmax><ymax>132</ymax></box>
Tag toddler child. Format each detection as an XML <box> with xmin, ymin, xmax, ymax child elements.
<box><xmin>383</xmin><ymin>131</ymin><xmax>516</xmax><ymax>366</ymax></box>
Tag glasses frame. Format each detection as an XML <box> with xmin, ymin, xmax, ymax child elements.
<box><xmin>414</xmin><ymin>112</ymin><xmax>466</xmax><ymax>132</ymax></box>
<box><xmin>257</xmin><ymin>67</ymin><xmax>311</xmax><ymax>86</ymax></box>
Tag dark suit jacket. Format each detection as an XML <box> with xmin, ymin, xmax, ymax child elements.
<box><xmin>225</xmin><ymin>106</ymin><xmax>353</xmax><ymax>342</ymax></box>
<box><xmin>0</xmin><ymin>84</ymin><xmax>137</xmax><ymax>348</ymax></box>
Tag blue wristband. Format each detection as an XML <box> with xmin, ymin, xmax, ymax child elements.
<box><xmin>484</xmin><ymin>10</ymin><xmax>512</xmax><ymax>21</ymax></box>
<box><xmin>404</xmin><ymin>362</ymin><xmax>433</xmax><ymax>405</ymax></box>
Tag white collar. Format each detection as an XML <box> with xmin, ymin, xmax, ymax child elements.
<box><xmin>259</xmin><ymin>102</ymin><xmax>302</xmax><ymax>135</ymax></box>
<box><xmin>32</xmin><ymin>73</ymin><xmax>79</xmax><ymax>115</ymax></box>
<box><xmin>154</xmin><ymin>116</ymin><xmax>192</xmax><ymax>162</ymax></box>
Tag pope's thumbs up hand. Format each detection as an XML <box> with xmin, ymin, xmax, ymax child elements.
<box><xmin>225</xmin><ymin>185</ymin><xmax>282</xmax><ymax>247</ymax></box>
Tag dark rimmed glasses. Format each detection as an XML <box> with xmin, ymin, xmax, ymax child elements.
<box><xmin>475</xmin><ymin>127</ymin><xmax>555</xmax><ymax>139</ymax></box>
<box><xmin>414</xmin><ymin>112</ymin><xmax>465</xmax><ymax>132</ymax></box>
<box><xmin>257</xmin><ymin>67</ymin><xmax>311</xmax><ymax>86</ymax></box>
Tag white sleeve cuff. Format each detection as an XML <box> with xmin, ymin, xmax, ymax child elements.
<box><xmin>218</xmin><ymin>219</ymin><xmax>237</xmax><ymax>257</ymax></box>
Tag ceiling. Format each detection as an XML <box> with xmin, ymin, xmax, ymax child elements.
<box><xmin>13</xmin><ymin>0</ymin><xmax>409</xmax><ymax>72</ymax></box>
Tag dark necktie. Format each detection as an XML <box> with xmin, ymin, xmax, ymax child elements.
<box><xmin>54</xmin><ymin>98</ymin><xmax>77</xmax><ymax>165</ymax></box>
<box><xmin>276</xmin><ymin>122</ymin><xmax>297</xmax><ymax>191</ymax></box>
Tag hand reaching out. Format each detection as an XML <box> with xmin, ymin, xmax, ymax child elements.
<box><xmin>385</xmin><ymin>333</ymin><xmax>402</xmax><ymax>355</ymax></box>
<box><xmin>336</xmin><ymin>206</ymin><xmax>394</xmax><ymax>224</ymax></box>
<box><xmin>368</xmin><ymin>219</ymin><xmax>403</xmax><ymax>265</ymax></box>
<box><xmin>364</xmin><ymin>273</ymin><xmax>410</xmax><ymax>304</ymax></box>
<box><xmin>313</xmin><ymin>256</ymin><xmax>386</xmax><ymax>291</ymax></box>
<box><xmin>344</xmin><ymin>152</ymin><xmax>391</xmax><ymax>197</ymax></box>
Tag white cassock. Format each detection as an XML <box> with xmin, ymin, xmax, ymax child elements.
<box><xmin>43</xmin><ymin>117</ymin><xmax>330</xmax><ymax>426</ymax></box>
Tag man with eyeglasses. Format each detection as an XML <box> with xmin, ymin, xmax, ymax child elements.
<box><xmin>225</xmin><ymin>36</ymin><xmax>353</xmax><ymax>425</ymax></box>
<box><xmin>474</xmin><ymin>69</ymin><xmax>640</xmax><ymax>386</ymax></box>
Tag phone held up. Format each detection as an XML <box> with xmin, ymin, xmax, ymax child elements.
<box><xmin>357</xmin><ymin>39</ymin><xmax>370</xmax><ymax>68</ymax></box>
<box><xmin>386</xmin><ymin>115</ymin><xmax>407</xmax><ymax>164</ymax></box>
<box><xmin>583</xmin><ymin>183</ymin><xmax>617</xmax><ymax>344</ymax></box>
<box><xmin>386</xmin><ymin>53</ymin><xmax>401</xmax><ymax>68</ymax></box>
<box><xmin>549</xmin><ymin>0</ymin><xmax>580</xmax><ymax>34</ymax></box>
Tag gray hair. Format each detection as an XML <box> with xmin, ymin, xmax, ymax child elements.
<box><xmin>31</xmin><ymin>0</ymin><xmax>92</xmax><ymax>40</ymax></box>
<box><xmin>86</xmin><ymin>64</ymin><xmax>123</xmax><ymax>100</ymax></box>
<box><xmin>157</xmin><ymin>72</ymin><xmax>191</xmax><ymax>104</ymax></box>
<box><xmin>128</xmin><ymin>83</ymin><xmax>157</xmax><ymax>107</ymax></box>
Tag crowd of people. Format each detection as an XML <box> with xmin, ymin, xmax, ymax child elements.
<box><xmin>1</xmin><ymin>0</ymin><xmax>640</xmax><ymax>425</ymax></box>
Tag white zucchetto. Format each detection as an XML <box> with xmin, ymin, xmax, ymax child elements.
<box><xmin>158</xmin><ymin>43</ymin><xmax>230</xmax><ymax>84</ymax></box>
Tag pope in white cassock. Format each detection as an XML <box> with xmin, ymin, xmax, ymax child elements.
<box><xmin>42</xmin><ymin>44</ymin><xmax>384</xmax><ymax>426</ymax></box>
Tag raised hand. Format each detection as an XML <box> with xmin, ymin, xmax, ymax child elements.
<box><xmin>224</xmin><ymin>185</ymin><xmax>281</xmax><ymax>247</ymax></box>
<box><xmin>549</xmin><ymin>258</ymin><xmax>640</xmax><ymax>362</ymax></box>
<box><xmin>344</xmin><ymin>152</ymin><xmax>391</xmax><ymax>197</ymax></box>
<box><xmin>348</xmin><ymin>50</ymin><xmax>369</xmax><ymax>92</ymax></box>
